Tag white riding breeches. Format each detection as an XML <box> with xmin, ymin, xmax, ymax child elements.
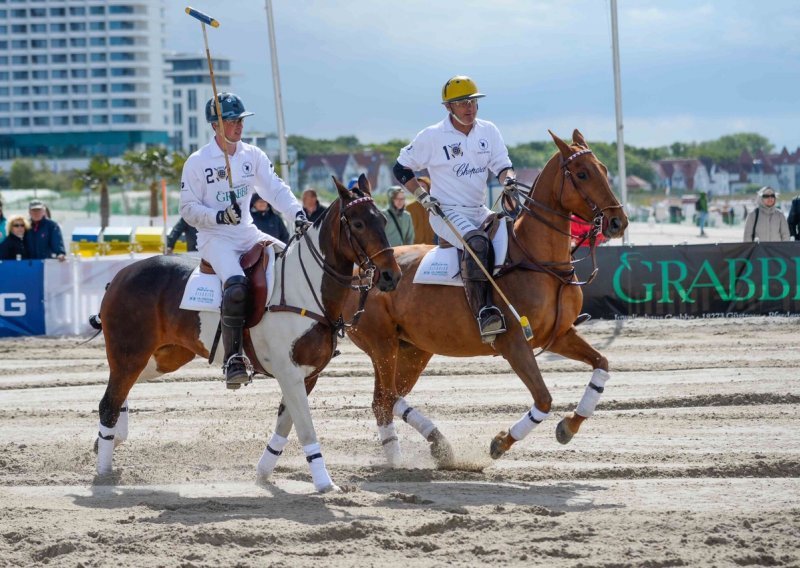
<box><xmin>198</xmin><ymin>230</ymin><xmax>267</xmax><ymax>283</ymax></box>
<box><xmin>428</xmin><ymin>204</ymin><xmax>494</xmax><ymax>249</ymax></box>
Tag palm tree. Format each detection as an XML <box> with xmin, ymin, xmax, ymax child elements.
<box><xmin>78</xmin><ymin>156</ymin><xmax>121</xmax><ymax>229</ymax></box>
<box><xmin>123</xmin><ymin>147</ymin><xmax>171</xmax><ymax>222</ymax></box>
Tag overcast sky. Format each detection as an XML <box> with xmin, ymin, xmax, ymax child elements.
<box><xmin>169</xmin><ymin>1</ymin><xmax>800</xmax><ymax>150</ymax></box>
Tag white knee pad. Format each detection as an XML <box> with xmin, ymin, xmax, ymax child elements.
<box><xmin>257</xmin><ymin>433</ymin><xmax>289</xmax><ymax>478</ymax></box>
<box><xmin>96</xmin><ymin>422</ymin><xmax>116</xmax><ymax>476</ymax></box>
<box><xmin>575</xmin><ymin>369</ymin><xmax>610</xmax><ymax>418</ymax></box>
<box><xmin>509</xmin><ymin>406</ymin><xmax>550</xmax><ymax>441</ymax></box>
<box><xmin>393</xmin><ymin>398</ymin><xmax>436</xmax><ymax>439</ymax></box>
<box><xmin>378</xmin><ymin>422</ymin><xmax>402</xmax><ymax>467</ymax></box>
<box><xmin>303</xmin><ymin>442</ymin><xmax>334</xmax><ymax>492</ymax></box>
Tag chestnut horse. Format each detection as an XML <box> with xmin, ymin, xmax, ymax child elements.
<box><xmin>94</xmin><ymin>175</ymin><xmax>400</xmax><ymax>492</ymax></box>
<box><xmin>253</xmin><ymin>129</ymin><xmax>627</xmax><ymax>475</ymax></box>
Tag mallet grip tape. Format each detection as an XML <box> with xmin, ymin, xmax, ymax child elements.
<box><xmin>185</xmin><ymin>7</ymin><xmax>220</xmax><ymax>27</ymax></box>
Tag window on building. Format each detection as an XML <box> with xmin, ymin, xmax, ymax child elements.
<box><xmin>53</xmin><ymin>117</ymin><xmax>69</xmax><ymax>126</ymax></box>
<box><xmin>89</xmin><ymin>21</ymin><xmax>105</xmax><ymax>31</ymax></box>
<box><xmin>92</xmin><ymin>115</ymin><xmax>109</xmax><ymax>125</ymax></box>
<box><xmin>51</xmin><ymin>54</ymin><xmax>67</xmax><ymax>63</ymax></box>
<box><xmin>189</xmin><ymin>144</ymin><xmax>198</xmax><ymax>153</ymax></box>
<box><xmin>92</xmin><ymin>99</ymin><xmax>108</xmax><ymax>109</ymax></box>
<box><xmin>12</xmin><ymin>102</ymin><xmax>29</xmax><ymax>111</ymax></box>
<box><xmin>50</xmin><ymin>38</ymin><xmax>66</xmax><ymax>48</ymax></box>
<box><xmin>31</xmin><ymin>86</ymin><xmax>48</xmax><ymax>95</ymax></box>
<box><xmin>68</xmin><ymin>6</ymin><xmax>85</xmax><ymax>15</ymax></box>
<box><xmin>10</xmin><ymin>9</ymin><xmax>25</xmax><ymax>17</ymax></box>
<box><xmin>50</xmin><ymin>23</ymin><xmax>66</xmax><ymax>32</ymax></box>
<box><xmin>112</xmin><ymin>99</ymin><xmax>136</xmax><ymax>108</ymax></box>
<box><xmin>0</xmin><ymin>42</ymin><xmax>8</xmax><ymax>50</ymax></box>
<box><xmin>188</xmin><ymin>90</ymin><xmax>197</xmax><ymax>111</ymax></box>
<box><xmin>33</xmin><ymin>117</ymin><xmax>49</xmax><ymax>126</ymax></box>
<box><xmin>10</xmin><ymin>39</ymin><xmax>27</xmax><ymax>49</ymax></box>
<box><xmin>0</xmin><ymin>72</ymin><xmax>9</xmax><ymax>81</ymax></box>
<box><xmin>70</xmin><ymin>22</ymin><xmax>87</xmax><ymax>32</ymax></box>
<box><xmin>189</xmin><ymin>116</ymin><xmax>198</xmax><ymax>138</ymax></box>
<box><xmin>112</xmin><ymin>114</ymin><xmax>136</xmax><ymax>124</ymax></box>
<box><xmin>71</xmin><ymin>101</ymin><xmax>89</xmax><ymax>110</ymax></box>
<box><xmin>0</xmin><ymin>26</ymin><xmax>6</xmax><ymax>35</ymax></box>
<box><xmin>110</xmin><ymin>52</ymin><xmax>135</xmax><ymax>61</ymax></box>
<box><xmin>49</xmin><ymin>7</ymin><xmax>66</xmax><ymax>16</ymax></box>
<box><xmin>52</xmin><ymin>100</ymin><xmax>68</xmax><ymax>110</ymax></box>
<box><xmin>173</xmin><ymin>103</ymin><xmax>183</xmax><ymax>125</ymax></box>
<box><xmin>72</xmin><ymin>115</ymin><xmax>89</xmax><ymax>125</ymax></box>
<box><xmin>109</xmin><ymin>5</ymin><xmax>134</xmax><ymax>14</ymax></box>
<box><xmin>30</xmin><ymin>8</ymin><xmax>46</xmax><ymax>17</ymax></box>
<box><xmin>31</xmin><ymin>39</ymin><xmax>46</xmax><ymax>48</ymax></box>
<box><xmin>11</xmin><ymin>55</ymin><xmax>27</xmax><ymax>65</ymax></box>
<box><xmin>70</xmin><ymin>38</ymin><xmax>87</xmax><ymax>48</ymax></box>
<box><xmin>91</xmin><ymin>68</ymin><xmax>107</xmax><ymax>78</ymax></box>
<box><xmin>51</xmin><ymin>69</ymin><xmax>68</xmax><ymax>79</ymax></box>
<box><xmin>109</xmin><ymin>37</ymin><xmax>134</xmax><ymax>46</ymax></box>
<box><xmin>90</xmin><ymin>37</ymin><xmax>106</xmax><ymax>47</ymax></box>
<box><xmin>31</xmin><ymin>70</ymin><xmax>47</xmax><ymax>80</ymax></box>
<box><xmin>11</xmin><ymin>24</ymin><xmax>27</xmax><ymax>33</ymax></box>
<box><xmin>91</xmin><ymin>84</ymin><xmax>108</xmax><ymax>93</ymax></box>
<box><xmin>0</xmin><ymin>119</ymin><xmax>9</xmax><ymax>129</ymax></box>
<box><xmin>70</xmin><ymin>53</ymin><xmax>87</xmax><ymax>63</ymax></box>
<box><xmin>12</xmin><ymin>70</ymin><xmax>28</xmax><ymax>80</ymax></box>
<box><xmin>111</xmin><ymin>83</ymin><xmax>136</xmax><ymax>93</ymax></box>
<box><xmin>30</xmin><ymin>23</ymin><xmax>46</xmax><ymax>33</ymax></box>
<box><xmin>51</xmin><ymin>85</ymin><xmax>68</xmax><ymax>94</ymax></box>
<box><xmin>89</xmin><ymin>6</ymin><xmax>105</xmax><ymax>15</ymax></box>
<box><xmin>0</xmin><ymin>103</ymin><xmax>9</xmax><ymax>111</ymax></box>
<box><xmin>109</xmin><ymin>21</ymin><xmax>135</xmax><ymax>30</ymax></box>
<box><xmin>90</xmin><ymin>52</ymin><xmax>106</xmax><ymax>62</ymax></box>
<box><xmin>31</xmin><ymin>54</ymin><xmax>47</xmax><ymax>64</ymax></box>
<box><xmin>11</xmin><ymin>86</ymin><xmax>29</xmax><ymax>95</ymax></box>
<box><xmin>71</xmin><ymin>85</ymin><xmax>88</xmax><ymax>94</ymax></box>
<box><xmin>13</xmin><ymin>117</ymin><xmax>30</xmax><ymax>127</ymax></box>
<box><xmin>33</xmin><ymin>101</ymin><xmax>49</xmax><ymax>110</ymax></box>
<box><xmin>111</xmin><ymin>67</ymin><xmax>136</xmax><ymax>77</ymax></box>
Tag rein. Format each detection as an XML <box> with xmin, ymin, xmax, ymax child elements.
<box><xmin>269</xmin><ymin>195</ymin><xmax>390</xmax><ymax>337</ymax></box>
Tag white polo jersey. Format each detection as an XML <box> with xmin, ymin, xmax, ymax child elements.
<box><xmin>397</xmin><ymin>117</ymin><xmax>513</xmax><ymax>208</ymax></box>
<box><xmin>180</xmin><ymin>137</ymin><xmax>302</xmax><ymax>249</ymax></box>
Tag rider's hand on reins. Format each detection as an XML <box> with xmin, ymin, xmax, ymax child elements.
<box><xmin>295</xmin><ymin>211</ymin><xmax>312</xmax><ymax>235</ymax></box>
<box><xmin>414</xmin><ymin>189</ymin><xmax>443</xmax><ymax>216</ymax></box>
<box><xmin>216</xmin><ymin>202</ymin><xmax>241</xmax><ymax>225</ymax></box>
<box><xmin>503</xmin><ymin>176</ymin><xmax>518</xmax><ymax>189</ymax></box>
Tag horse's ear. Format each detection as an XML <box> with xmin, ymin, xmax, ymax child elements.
<box><xmin>357</xmin><ymin>173</ymin><xmax>372</xmax><ymax>196</ymax></box>
<box><xmin>332</xmin><ymin>176</ymin><xmax>351</xmax><ymax>200</ymax></box>
<box><xmin>572</xmin><ymin>129</ymin><xmax>587</xmax><ymax>148</ymax></box>
<box><xmin>549</xmin><ymin>129</ymin><xmax>572</xmax><ymax>159</ymax></box>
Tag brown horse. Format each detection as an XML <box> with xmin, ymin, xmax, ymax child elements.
<box><xmin>93</xmin><ymin>175</ymin><xmax>401</xmax><ymax>491</ymax></box>
<box><xmin>341</xmin><ymin>129</ymin><xmax>627</xmax><ymax>466</ymax></box>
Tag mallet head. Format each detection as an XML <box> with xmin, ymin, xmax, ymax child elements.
<box><xmin>185</xmin><ymin>6</ymin><xmax>219</xmax><ymax>27</ymax></box>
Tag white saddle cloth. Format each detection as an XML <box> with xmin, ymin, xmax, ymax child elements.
<box><xmin>413</xmin><ymin>218</ymin><xmax>509</xmax><ymax>287</ymax></box>
<box><xmin>179</xmin><ymin>245</ymin><xmax>277</xmax><ymax>312</ymax></box>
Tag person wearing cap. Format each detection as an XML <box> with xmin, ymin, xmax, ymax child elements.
<box><xmin>250</xmin><ymin>194</ymin><xmax>289</xmax><ymax>243</ymax></box>
<box><xmin>743</xmin><ymin>186</ymin><xmax>790</xmax><ymax>243</ymax></box>
<box><xmin>392</xmin><ymin>75</ymin><xmax>515</xmax><ymax>342</ymax></box>
<box><xmin>381</xmin><ymin>186</ymin><xmax>415</xmax><ymax>247</ymax></box>
<box><xmin>24</xmin><ymin>200</ymin><xmax>66</xmax><ymax>261</ymax></box>
<box><xmin>302</xmin><ymin>188</ymin><xmax>327</xmax><ymax>224</ymax></box>
<box><xmin>180</xmin><ymin>92</ymin><xmax>306</xmax><ymax>387</ymax></box>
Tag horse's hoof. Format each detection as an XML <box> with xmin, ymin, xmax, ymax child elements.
<box><xmin>490</xmin><ymin>431</ymin><xmax>511</xmax><ymax>460</ymax></box>
<box><xmin>428</xmin><ymin>429</ymin><xmax>455</xmax><ymax>469</ymax></box>
<box><xmin>555</xmin><ymin>419</ymin><xmax>575</xmax><ymax>445</ymax></box>
<box><xmin>318</xmin><ymin>483</ymin><xmax>341</xmax><ymax>494</ymax></box>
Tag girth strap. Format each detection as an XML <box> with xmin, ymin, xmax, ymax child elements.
<box><xmin>265</xmin><ymin>304</ymin><xmax>328</xmax><ymax>324</ymax></box>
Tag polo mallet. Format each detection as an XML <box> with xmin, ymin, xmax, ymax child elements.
<box><xmin>427</xmin><ymin>197</ymin><xmax>534</xmax><ymax>341</ymax></box>
<box><xmin>185</xmin><ymin>7</ymin><xmax>237</xmax><ymax>206</ymax></box>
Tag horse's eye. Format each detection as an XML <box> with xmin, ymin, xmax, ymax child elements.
<box><xmin>577</xmin><ymin>172</ymin><xmax>588</xmax><ymax>180</ymax></box>
<box><xmin>352</xmin><ymin>221</ymin><xmax>365</xmax><ymax>231</ymax></box>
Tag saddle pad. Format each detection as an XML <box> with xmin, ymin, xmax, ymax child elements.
<box><xmin>180</xmin><ymin>245</ymin><xmax>276</xmax><ymax>312</ymax></box>
<box><xmin>413</xmin><ymin>217</ymin><xmax>509</xmax><ymax>287</ymax></box>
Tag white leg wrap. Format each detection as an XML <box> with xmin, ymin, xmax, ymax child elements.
<box><xmin>378</xmin><ymin>422</ymin><xmax>402</xmax><ymax>468</ymax></box>
<box><xmin>303</xmin><ymin>442</ymin><xmax>334</xmax><ymax>492</ymax></box>
<box><xmin>575</xmin><ymin>369</ymin><xmax>610</xmax><ymax>418</ymax></box>
<box><xmin>114</xmin><ymin>399</ymin><xmax>129</xmax><ymax>447</ymax></box>
<box><xmin>96</xmin><ymin>422</ymin><xmax>116</xmax><ymax>476</ymax></box>
<box><xmin>509</xmin><ymin>406</ymin><xmax>550</xmax><ymax>441</ymax></box>
<box><xmin>393</xmin><ymin>398</ymin><xmax>436</xmax><ymax>439</ymax></box>
<box><xmin>257</xmin><ymin>433</ymin><xmax>289</xmax><ymax>478</ymax></box>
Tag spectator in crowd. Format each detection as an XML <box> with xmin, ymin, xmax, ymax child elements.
<box><xmin>0</xmin><ymin>198</ymin><xmax>6</xmax><ymax>244</ymax></box>
<box><xmin>696</xmin><ymin>190</ymin><xmax>709</xmax><ymax>237</ymax></box>
<box><xmin>787</xmin><ymin>193</ymin><xmax>800</xmax><ymax>240</ymax></box>
<box><xmin>24</xmin><ymin>200</ymin><xmax>66</xmax><ymax>261</ymax></box>
<box><xmin>165</xmin><ymin>217</ymin><xmax>198</xmax><ymax>254</ymax></box>
<box><xmin>251</xmin><ymin>195</ymin><xmax>289</xmax><ymax>243</ymax></box>
<box><xmin>302</xmin><ymin>188</ymin><xmax>327</xmax><ymax>223</ymax></box>
<box><xmin>382</xmin><ymin>186</ymin><xmax>415</xmax><ymax>246</ymax></box>
<box><xmin>743</xmin><ymin>186</ymin><xmax>790</xmax><ymax>243</ymax></box>
<box><xmin>405</xmin><ymin>176</ymin><xmax>437</xmax><ymax>245</ymax></box>
<box><xmin>0</xmin><ymin>215</ymin><xmax>30</xmax><ymax>260</ymax></box>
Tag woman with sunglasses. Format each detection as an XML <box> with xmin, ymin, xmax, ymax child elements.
<box><xmin>0</xmin><ymin>215</ymin><xmax>31</xmax><ymax>260</ymax></box>
<box><xmin>743</xmin><ymin>186</ymin><xmax>790</xmax><ymax>242</ymax></box>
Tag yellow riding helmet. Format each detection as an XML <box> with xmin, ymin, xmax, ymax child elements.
<box><xmin>441</xmin><ymin>75</ymin><xmax>486</xmax><ymax>103</ymax></box>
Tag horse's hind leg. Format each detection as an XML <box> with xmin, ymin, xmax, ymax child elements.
<box><xmin>257</xmin><ymin>375</ymin><xmax>318</xmax><ymax>483</ymax></box>
<box><xmin>546</xmin><ymin>327</ymin><xmax>610</xmax><ymax>444</ymax></box>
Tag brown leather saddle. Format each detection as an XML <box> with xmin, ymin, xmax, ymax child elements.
<box><xmin>200</xmin><ymin>240</ymin><xmax>273</xmax><ymax>329</ymax></box>
<box><xmin>438</xmin><ymin>214</ymin><xmax>510</xmax><ymax>270</ymax></box>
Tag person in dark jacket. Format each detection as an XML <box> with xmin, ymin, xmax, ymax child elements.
<box><xmin>0</xmin><ymin>215</ymin><xmax>31</xmax><ymax>260</ymax></box>
<box><xmin>24</xmin><ymin>200</ymin><xmax>66</xmax><ymax>261</ymax></box>
<box><xmin>165</xmin><ymin>217</ymin><xmax>198</xmax><ymax>253</ymax></box>
<box><xmin>787</xmin><ymin>195</ymin><xmax>800</xmax><ymax>240</ymax></box>
<box><xmin>301</xmin><ymin>188</ymin><xmax>327</xmax><ymax>223</ymax></box>
<box><xmin>251</xmin><ymin>195</ymin><xmax>289</xmax><ymax>243</ymax></box>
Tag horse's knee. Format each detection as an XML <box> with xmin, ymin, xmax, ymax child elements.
<box><xmin>98</xmin><ymin>394</ymin><xmax>121</xmax><ymax>428</ymax></box>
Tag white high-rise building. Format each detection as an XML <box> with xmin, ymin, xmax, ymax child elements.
<box><xmin>0</xmin><ymin>0</ymin><xmax>169</xmax><ymax>159</ymax></box>
<box><xmin>165</xmin><ymin>52</ymin><xmax>231</xmax><ymax>155</ymax></box>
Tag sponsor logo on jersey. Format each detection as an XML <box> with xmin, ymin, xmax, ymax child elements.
<box><xmin>478</xmin><ymin>138</ymin><xmax>490</xmax><ymax>153</ymax></box>
<box><xmin>215</xmin><ymin>166</ymin><xmax>228</xmax><ymax>181</ymax></box>
<box><xmin>453</xmin><ymin>163</ymin><xmax>487</xmax><ymax>178</ymax></box>
<box><xmin>242</xmin><ymin>161</ymin><xmax>253</xmax><ymax>176</ymax></box>
<box><xmin>442</xmin><ymin>142</ymin><xmax>462</xmax><ymax>160</ymax></box>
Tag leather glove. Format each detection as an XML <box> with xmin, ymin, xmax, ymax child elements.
<box><xmin>295</xmin><ymin>211</ymin><xmax>311</xmax><ymax>234</ymax></box>
<box><xmin>216</xmin><ymin>202</ymin><xmax>241</xmax><ymax>225</ymax></box>
<box><xmin>416</xmin><ymin>191</ymin><xmax>442</xmax><ymax>215</ymax></box>
<box><xmin>503</xmin><ymin>175</ymin><xmax>517</xmax><ymax>188</ymax></box>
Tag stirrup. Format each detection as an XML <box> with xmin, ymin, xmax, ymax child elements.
<box><xmin>224</xmin><ymin>353</ymin><xmax>253</xmax><ymax>390</ymax></box>
<box><xmin>477</xmin><ymin>306</ymin><xmax>506</xmax><ymax>343</ymax></box>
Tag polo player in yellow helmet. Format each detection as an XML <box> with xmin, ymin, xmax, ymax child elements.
<box><xmin>393</xmin><ymin>75</ymin><xmax>516</xmax><ymax>342</ymax></box>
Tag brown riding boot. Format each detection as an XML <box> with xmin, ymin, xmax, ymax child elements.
<box><xmin>221</xmin><ymin>275</ymin><xmax>251</xmax><ymax>389</ymax></box>
<box><xmin>461</xmin><ymin>230</ymin><xmax>506</xmax><ymax>342</ymax></box>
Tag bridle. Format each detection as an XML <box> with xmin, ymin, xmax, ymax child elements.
<box><xmin>499</xmin><ymin>147</ymin><xmax>623</xmax><ymax>287</ymax></box>
<box><xmin>272</xmin><ymin>194</ymin><xmax>393</xmax><ymax>336</ymax></box>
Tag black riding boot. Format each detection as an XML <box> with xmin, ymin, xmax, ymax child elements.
<box><xmin>221</xmin><ymin>275</ymin><xmax>250</xmax><ymax>388</ymax></box>
<box><xmin>461</xmin><ymin>230</ymin><xmax>506</xmax><ymax>342</ymax></box>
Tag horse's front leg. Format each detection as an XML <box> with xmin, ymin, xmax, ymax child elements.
<box><xmin>490</xmin><ymin>329</ymin><xmax>553</xmax><ymax>459</ymax></box>
<box><xmin>256</xmin><ymin>376</ymin><xmax>318</xmax><ymax>483</ymax></box>
<box><xmin>546</xmin><ymin>327</ymin><xmax>609</xmax><ymax>444</ymax></box>
<box><xmin>274</xmin><ymin>370</ymin><xmax>337</xmax><ymax>492</ymax></box>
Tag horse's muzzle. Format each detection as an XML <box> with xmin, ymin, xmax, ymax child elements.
<box><xmin>377</xmin><ymin>269</ymin><xmax>401</xmax><ymax>292</ymax></box>
<box><xmin>604</xmin><ymin>214</ymin><xmax>628</xmax><ymax>239</ymax></box>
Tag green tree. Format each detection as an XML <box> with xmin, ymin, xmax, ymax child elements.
<box><xmin>77</xmin><ymin>156</ymin><xmax>122</xmax><ymax>229</ymax></box>
<box><xmin>9</xmin><ymin>160</ymin><xmax>37</xmax><ymax>189</ymax></box>
<box><xmin>123</xmin><ymin>147</ymin><xmax>171</xmax><ymax>219</ymax></box>
<box><xmin>364</xmin><ymin>138</ymin><xmax>409</xmax><ymax>164</ymax></box>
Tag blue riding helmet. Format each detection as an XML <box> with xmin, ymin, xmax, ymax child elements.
<box><xmin>205</xmin><ymin>92</ymin><xmax>254</xmax><ymax>123</ymax></box>
<box><xmin>346</xmin><ymin>177</ymin><xmax>359</xmax><ymax>190</ymax></box>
